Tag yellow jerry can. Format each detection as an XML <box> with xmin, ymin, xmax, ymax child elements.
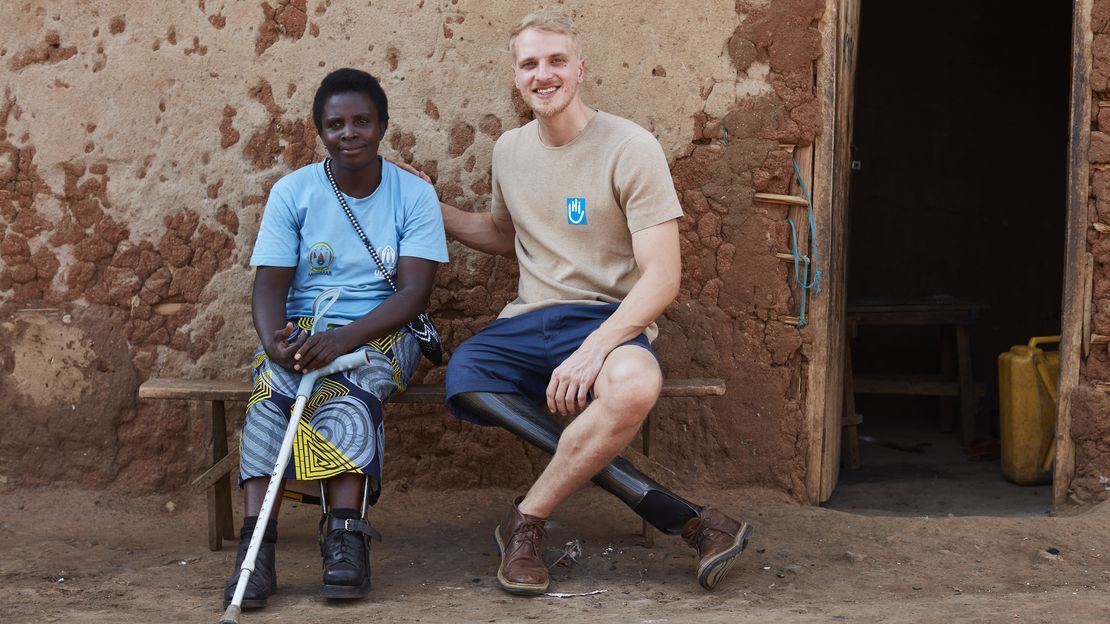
<box><xmin>997</xmin><ymin>336</ymin><xmax>1059</xmax><ymax>485</ymax></box>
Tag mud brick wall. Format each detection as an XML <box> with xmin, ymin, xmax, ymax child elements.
<box><xmin>1078</xmin><ymin>0</ymin><xmax>1110</xmax><ymax>503</ymax></box>
<box><xmin>0</xmin><ymin>0</ymin><xmax>824</xmax><ymax>498</ymax></box>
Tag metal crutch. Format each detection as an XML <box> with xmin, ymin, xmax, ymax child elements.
<box><xmin>220</xmin><ymin>289</ymin><xmax>366</xmax><ymax>624</ymax></box>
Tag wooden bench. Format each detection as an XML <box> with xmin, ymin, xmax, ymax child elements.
<box><xmin>139</xmin><ymin>378</ymin><xmax>726</xmax><ymax>550</ymax></box>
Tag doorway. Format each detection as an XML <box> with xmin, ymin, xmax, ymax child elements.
<box><xmin>826</xmin><ymin>1</ymin><xmax>1073</xmax><ymax>515</ymax></box>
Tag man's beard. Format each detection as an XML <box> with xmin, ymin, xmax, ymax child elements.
<box><xmin>529</xmin><ymin>84</ymin><xmax>575</xmax><ymax>119</ymax></box>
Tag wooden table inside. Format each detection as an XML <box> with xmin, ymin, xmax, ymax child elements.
<box><xmin>845</xmin><ymin>300</ymin><xmax>988</xmax><ymax>451</ymax></box>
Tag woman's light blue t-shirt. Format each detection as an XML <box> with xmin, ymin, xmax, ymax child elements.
<box><xmin>250</xmin><ymin>159</ymin><xmax>448</xmax><ymax>322</ymax></box>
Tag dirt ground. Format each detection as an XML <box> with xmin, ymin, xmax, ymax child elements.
<box><xmin>1</xmin><ymin>481</ymin><xmax>1108</xmax><ymax>624</ymax></box>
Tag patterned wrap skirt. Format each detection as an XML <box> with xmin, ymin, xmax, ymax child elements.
<box><xmin>238</xmin><ymin>320</ymin><xmax>420</xmax><ymax>500</ymax></box>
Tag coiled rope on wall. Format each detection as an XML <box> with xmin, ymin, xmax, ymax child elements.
<box><xmin>785</xmin><ymin>157</ymin><xmax>822</xmax><ymax>327</ymax></box>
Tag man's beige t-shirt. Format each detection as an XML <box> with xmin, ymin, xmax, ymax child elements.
<box><xmin>491</xmin><ymin>111</ymin><xmax>683</xmax><ymax>341</ymax></box>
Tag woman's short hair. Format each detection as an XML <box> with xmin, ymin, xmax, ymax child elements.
<box><xmin>509</xmin><ymin>9</ymin><xmax>581</xmax><ymax>58</ymax></box>
<box><xmin>312</xmin><ymin>68</ymin><xmax>389</xmax><ymax>133</ymax></box>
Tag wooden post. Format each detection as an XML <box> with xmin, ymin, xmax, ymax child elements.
<box><xmin>1055</xmin><ymin>0</ymin><xmax>1092</xmax><ymax>507</ymax></box>
<box><xmin>806</xmin><ymin>0</ymin><xmax>860</xmax><ymax>504</ymax></box>
<box><xmin>804</xmin><ymin>0</ymin><xmax>839</xmax><ymax>506</ymax></box>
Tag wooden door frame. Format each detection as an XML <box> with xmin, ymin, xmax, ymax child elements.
<box><xmin>806</xmin><ymin>0</ymin><xmax>860</xmax><ymax>504</ymax></box>
<box><xmin>1054</xmin><ymin>0</ymin><xmax>1091</xmax><ymax>506</ymax></box>
<box><xmin>806</xmin><ymin>0</ymin><xmax>1087</xmax><ymax>506</ymax></box>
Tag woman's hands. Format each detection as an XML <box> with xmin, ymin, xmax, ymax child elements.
<box><xmin>253</xmin><ymin>256</ymin><xmax>439</xmax><ymax>375</ymax></box>
<box><xmin>289</xmin><ymin>325</ymin><xmax>353</xmax><ymax>372</ymax></box>
<box><xmin>261</xmin><ymin>321</ymin><xmax>359</xmax><ymax>373</ymax></box>
<box><xmin>263</xmin><ymin>320</ymin><xmax>361</xmax><ymax>373</ymax></box>
<box><xmin>261</xmin><ymin>321</ymin><xmax>305</xmax><ymax>370</ymax></box>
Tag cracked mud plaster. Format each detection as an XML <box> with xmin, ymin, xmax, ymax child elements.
<box><xmin>1066</xmin><ymin>387</ymin><xmax>1110</xmax><ymax>503</ymax></box>
<box><xmin>448</xmin><ymin>122</ymin><xmax>475</xmax><ymax>157</ymax></box>
<box><xmin>2</xmin><ymin>0</ymin><xmax>825</xmax><ymax>499</ymax></box>
<box><xmin>1088</xmin><ymin>0</ymin><xmax>1110</xmax><ymax>390</ymax></box>
<box><xmin>0</xmin><ymin>308</ymin><xmax>150</xmax><ymax>490</ymax></box>
<box><xmin>1</xmin><ymin>80</ymin><xmax>236</xmax><ymax>490</ymax></box>
<box><xmin>642</xmin><ymin>0</ymin><xmax>824</xmax><ymax>498</ymax></box>
<box><xmin>1</xmin><ymin>4</ymin><xmax>236</xmax><ymax>495</ymax></box>
<box><xmin>1090</xmin><ymin>0</ymin><xmax>1110</xmax><ymax>92</ymax></box>
<box><xmin>255</xmin><ymin>0</ymin><xmax>308</xmax><ymax>56</ymax></box>
<box><xmin>8</xmin><ymin>31</ymin><xmax>76</xmax><ymax>71</ymax></box>
<box><xmin>242</xmin><ymin>80</ymin><xmax>318</xmax><ymax>171</ymax></box>
<box><xmin>1</xmin><ymin>92</ymin><xmax>236</xmax><ymax>377</ymax></box>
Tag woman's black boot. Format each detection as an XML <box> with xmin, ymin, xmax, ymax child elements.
<box><xmin>223</xmin><ymin>516</ymin><xmax>278</xmax><ymax>608</ymax></box>
<box><xmin>320</xmin><ymin>508</ymin><xmax>380</xmax><ymax>599</ymax></box>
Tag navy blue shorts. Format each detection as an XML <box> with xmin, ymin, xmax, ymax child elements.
<box><xmin>445</xmin><ymin>303</ymin><xmax>657</xmax><ymax>425</ymax></box>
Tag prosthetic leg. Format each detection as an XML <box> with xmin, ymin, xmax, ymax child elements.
<box><xmin>317</xmin><ymin>475</ymin><xmax>381</xmax><ymax>599</ymax></box>
<box><xmin>453</xmin><ymin>392</ymin><xmax>701</xmax><ymax>535</ymax></box>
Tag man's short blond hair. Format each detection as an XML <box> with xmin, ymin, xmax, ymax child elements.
<box><xmin>509</xmin><ymin>9</ymin><xmax>582</xmax><ymax>59</ymax></box>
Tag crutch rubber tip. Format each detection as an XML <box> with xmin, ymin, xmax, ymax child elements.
<box><xmin>218</xmin><ymin>605</ymin><xmax>241</xmax><ymax>624</ymax></box>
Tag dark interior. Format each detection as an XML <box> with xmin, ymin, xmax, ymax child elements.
<box><xmin>831</xmin><ymin>1</ymin><xmax>1073</xmax><ymax>514</ymax></box>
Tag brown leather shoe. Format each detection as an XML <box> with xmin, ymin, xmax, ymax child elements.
<box><xmin>493</xmin><ymin>497</ymin><xmax>549</xmax><ymax>595</ymax></box>
<box><xmin>682</xmin><ymin>507</ymin><xmax>753</xmax><ymax>590</ymax></box>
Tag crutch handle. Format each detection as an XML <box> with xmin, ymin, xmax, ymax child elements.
<box><xmin>295</xmin><ymin>352</ymin><xmax>371</xmax><ymax>397</ymax></box>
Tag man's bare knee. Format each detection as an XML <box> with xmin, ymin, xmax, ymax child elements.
<box><xmin>596</xmin><ymin>347</ymin><xmax>662</xmax><ymax>417</ymax></box>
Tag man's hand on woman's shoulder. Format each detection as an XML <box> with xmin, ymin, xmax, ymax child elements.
<box><xmin>388</xmin><ymin>158</ymin><xmax>433</xmax><ymax>184</ymax></box>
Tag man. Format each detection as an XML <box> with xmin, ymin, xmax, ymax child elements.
<box><xmin>440</xmin><ymin>10</ymin><xmax>753</xmax><ymax>595</ymax></box>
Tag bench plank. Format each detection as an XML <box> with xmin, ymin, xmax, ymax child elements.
<box><xmin>658</xmin><ymin>378</ymin><xmax>726</xmax><ymax>397</ymax></box>
<box><xmin>139</xmin><ymin>378</ymin><xmax>251</xmax><ymax>401</ymax></box>
<box><xmin>139</xmin><ymin>377</ymin><xmax>726</xmax><ymax>403</ymax></box>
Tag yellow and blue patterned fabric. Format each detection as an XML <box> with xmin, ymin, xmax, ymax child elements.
<box><xmin>239</xmin><ymin>322</ymin><xmax>420</xmax><ymax>502</ymax></box>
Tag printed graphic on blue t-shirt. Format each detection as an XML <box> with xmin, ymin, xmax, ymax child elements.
<box><xmin>250</xmin><ymin>159</ymin><xmax>448</xmax><ymax>322</ymax></box>
<box><xmin>374</xmin><ymin>245</ymin><xmax>397</xmax><ymax>279</ymax></box>
<box><xmin>308</xmin><ymin>242</ymin><xmax>334</xmax><ymax>274</ymax></box>
<box><xmin>566</xmin><ymin>197</ymin><xmax>587</xmax><ymax>225</ymax></box>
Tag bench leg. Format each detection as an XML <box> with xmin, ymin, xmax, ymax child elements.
<box><xmin>208</xmin><ymin>400</ymin><xmax>235</xmax><ymax>551</ymax></box>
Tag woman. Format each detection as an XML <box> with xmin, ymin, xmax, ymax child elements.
<box><xmin>225</xmin><ymin>68</ymin><xmax>447</xmax><ymax>608</ymax></box>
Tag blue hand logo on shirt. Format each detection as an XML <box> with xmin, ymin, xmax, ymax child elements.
<box><xmin>566</xmin><ymin>197</ymin><xmax>587</xmax><ymax>225</ymax></box>
<box><xmin>308</xmin><ymin>242</ymin><xmax>334</xmax><ymax>274</ymax></box>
